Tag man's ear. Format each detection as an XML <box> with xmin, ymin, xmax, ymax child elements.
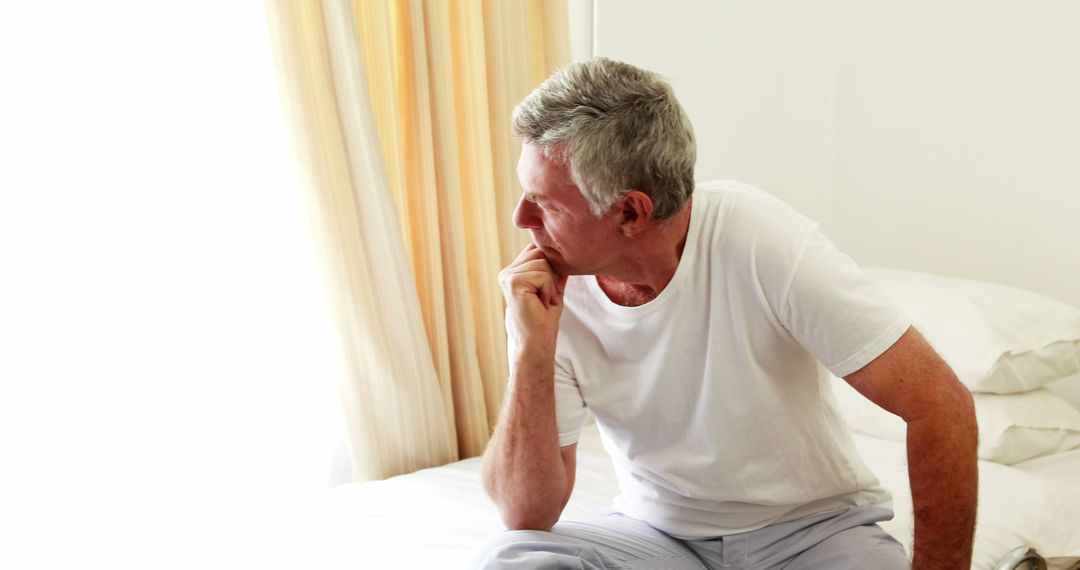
<box><xmin>616</xmin><ymin>191</ymin><xmax>653</xmax><ymax>236</ymax></box>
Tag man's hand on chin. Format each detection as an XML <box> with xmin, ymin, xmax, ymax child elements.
<box><xmin>499</xmin><ymin>243</ymin><xmax>569</xmax><ymax>347</ymax></box>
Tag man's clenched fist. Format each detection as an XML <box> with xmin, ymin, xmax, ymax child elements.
<box><xmin>499</xmin><ymin>244</ymin><xmax>569</xmax><ymax>347</ymax></box>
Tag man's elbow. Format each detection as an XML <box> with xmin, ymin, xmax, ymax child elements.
<box><xmin>500</xmin><ymin>508</ymin><xmax>561</xmax><ymax>531</ymax></box>
<box><xmin>482</xmin><ymin>467</ymin><xmax>562</xmax><ymax>530</ymax></box>
<box><xmin>954</xmin><ymin>383</ymin><xmax>978</xmax><ymax>446</ymax></box>
<box><xmin>481</xmin><ymin>453</ymin><xmax>500</xmax><ymax>504</ymax></box>
<box><xmin>909</xmin><ymin>374</ymin><xmax>978</xmax><ymax>447</ymax></box>
<box><xmin>956</xmin><ymin>382</ymin><xmax>976</xmax><ymax>418</ymax></box>
<box><xmin>942</xmin><ymin>371</ymin><xmax>977</xmax><ymax>431</ymax></box>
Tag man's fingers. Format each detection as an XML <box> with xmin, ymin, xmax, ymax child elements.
<box><xmin>512</xmin><ymin>268</ymin><xmax>556</xmax><ymax>306</ymax></box>
<box><xmin>505</xmin><ymin>253</ymin><xmax>557</xmax><ymax>286</ymax></box>
<box><xmin>509</xmin><ymin>243</ymin><xmax>542</xmax><ymax>266</ymax></box>
<box><xmin>503</xmin><ymin>243</ymin><xmax>567</xmax><ymax>309</ymax></box>
<box><xmin>513</xmin><ymin>258</ymin><xmax>554</xmax><ymax>275</ymax></box>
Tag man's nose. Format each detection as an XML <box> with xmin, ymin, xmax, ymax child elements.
<box><xmin>512</xmin><ymin>195</ymin><xmax>541</xmax><ymax>229</ymax></box>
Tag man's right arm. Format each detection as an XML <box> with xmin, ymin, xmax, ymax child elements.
<box><xmin>481</xmin><ymin>244</ymin><xmax>576</xmax><ymax>531</ymax></box>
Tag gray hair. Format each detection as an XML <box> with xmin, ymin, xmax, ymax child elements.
<box><xmin>511</xmin><ymin>57</ymin><xmax>696</xmax><ymax>220</ymax></box>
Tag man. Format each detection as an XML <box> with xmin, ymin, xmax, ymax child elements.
<box><xmin>475</xmin><ymin>58</ymin><xmax>977</xmax><ymax>569</ymax></box>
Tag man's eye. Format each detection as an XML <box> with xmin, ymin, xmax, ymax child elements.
<box><xmin>526</xmin><ymin>195</ymin><xmax>553</xmax><ymax>212</ymax></box>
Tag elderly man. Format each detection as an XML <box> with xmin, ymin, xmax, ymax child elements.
<box><xmin>475</xmin><ymin>58</ymin><xmax>977</xmax><ymax>569</ymax></box>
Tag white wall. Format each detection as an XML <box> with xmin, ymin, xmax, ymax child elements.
<box><xmin>592</xmin><ymin>0</ymin><xmax>835</xmax><ymax>222</ymax></box>
<box><xmin>585</xmin><ymin>0</ymin><xmax>1080</xmax><ymax>306</ymax></box>
<box><xmin>828</xmin><ymin>0</ymin><xmax>1080</xmax><ymax>306</ymax></box>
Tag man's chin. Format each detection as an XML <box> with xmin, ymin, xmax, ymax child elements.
<box><xmin>534</xmin><ymin>246</ymin><xmax>577</xmax><ymax>276</ymax></box>
<box><xmin>547</xmin><ymin>257</ymin><xmax>571</xmax><ymax>275</ymax></box>
<box><xmin>551</xmin><ymin>261</ymin><xmax>591</xmax><ymax>277</ymax></box>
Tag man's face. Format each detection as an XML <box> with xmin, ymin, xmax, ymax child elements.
<box><xmin>513</xmin><ymin>143</ymin><xmax>619</xmax><ymax>276</ymax></box>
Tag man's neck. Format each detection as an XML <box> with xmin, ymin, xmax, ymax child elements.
<box><xmin>595</xmin><ymin>198</ymin><xmax>692</xmax><ymax>307</ymax></box>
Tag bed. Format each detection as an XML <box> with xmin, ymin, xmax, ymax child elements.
<box><xmin>307</xmin><ymin>269</ymin><xmax>1080</xmax><ymax>569</ymax></box>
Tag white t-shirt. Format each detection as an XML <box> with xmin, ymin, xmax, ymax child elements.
<box><xmin>512</xmin><ymin>180</ymin><xmax>911</xmax><ymax>539</ymax></box>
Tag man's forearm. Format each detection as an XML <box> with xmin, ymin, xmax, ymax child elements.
<box><xmin>482</xmin><ymin>342</ymin><xmax>570</xmax><ymax>530</ymax></box>
<box><xmin>906</xmin><ymin>391</ymin><xmax>979</xmax><ymax>569</ymax></box>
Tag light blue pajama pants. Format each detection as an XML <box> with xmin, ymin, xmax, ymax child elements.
<box><xmin>471</xmin><ymin>505</ymin><xmax>909</xmax><ymax>569</ymax></box>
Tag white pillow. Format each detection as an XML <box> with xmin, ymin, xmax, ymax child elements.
<box><xmin>1045</xmin><ymin>372</ymin><xmax>1080</xmax><ymax>413</ymax></box>
<box><xmin>832</xmin><ymin>377</ymin><xmax>1080</xmax><ymax>464</ymax></box>
<box><xmin>852</xmin><ymin>433</ymin><xmax>1080</xmax><ymax>570</ymax></box>
<box><xmin>864</xmin><ymin>268</ymin><xmax>1080</xmax><ymax>394</ymax></box>
<box><xmin>974</xmin><ymin>389</ymin><xmax>1080</xmax><ymax>465</ymax></box>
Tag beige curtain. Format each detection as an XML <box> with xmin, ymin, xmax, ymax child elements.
<box><xmin>267</xmin><ymin>0</ymin><xmax>570</xmax><ymax>481</ymax></box>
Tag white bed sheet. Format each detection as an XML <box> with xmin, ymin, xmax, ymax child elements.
<box><xmin>1013</xmin><ymin>448</ymin><xmax>1080</xmax><ymax>487</ymax></box>
<box><xmin>306</xmin><ymin>424</ymin><xmax>1080</xmax><ymax>569</ymax></box>
<box><xmin>851</xmin><ymin>433</ymin><xmax>1080</xmax><ymax>570</ymax></box>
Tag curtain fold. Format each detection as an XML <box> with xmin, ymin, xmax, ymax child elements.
<box><xmin>268</xmin><ymin>0</ymin><xmax>569</xmax><ymax>481</ymax></box>
<box><xmin>482</xmin><ymin>0</ymin><xmax>534</xmax><ymax>268</ymax></box>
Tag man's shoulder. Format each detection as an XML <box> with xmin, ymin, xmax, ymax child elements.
<box><xmin>694</xmin><ymin>179</ymin><xmax>756</xmax><ymax>214</ymax></box>
<box><xmin>694</xmin><ymin>180</ymin><xmax>816</xmax><ymax>250</ymax></box>
<box><xmin>696</xmin><ymin>180</ymin><xmax>807</xmax><ymax>218</ymax></box>
<box><xmin>695</xmin><ymin>179</ymin><xmax>759</xmax><ymax>194</ymax></box>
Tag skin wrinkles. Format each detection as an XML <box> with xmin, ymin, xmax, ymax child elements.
<box><xmin>512</xmin><ymin>142</ymin><xmax>691</xmax><ymax>307</ymax></box>
<box><xmin>513</xmin><ymin>144</ymin><xmax>620</xmax><ymax>277</ymax></box>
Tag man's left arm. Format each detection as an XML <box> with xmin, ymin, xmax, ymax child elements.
<box><xmin>844</xmin><ymin>326</ymin><xmax>978</xmax><ymax>570</ymax></box>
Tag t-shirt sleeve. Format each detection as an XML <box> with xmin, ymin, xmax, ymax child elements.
<box><xmin>553</xmin><ymin>356</ymin><xmax>588</xmax><ymax>446</ymax></box>
<box><xmin>504</xmin><ymin>318</ymin><xmax>588</xmax><ymax>447</ymax></box>
<box><xmin>778</xmin><ymin>226</ymin><xmax>912</xmax><ymax>377</ymax></box>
